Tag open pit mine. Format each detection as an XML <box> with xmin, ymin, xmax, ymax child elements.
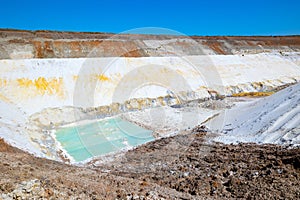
<box><xmin>0</xmin><ymin>30</ymin><xmax>299</xmax><ymax>199</ymax></box>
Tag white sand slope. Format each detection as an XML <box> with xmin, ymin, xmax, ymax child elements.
<box><xmin>0</xmin><ymin>100</ymin><xmax>42</xmax><ymax>155</ymax></box>
<box><xmin>0</xmin><ymin>53</ymin><xmax>299</xmax><ymax>115</ymax></box>
<box><xmin>208</xmin><ymin>83</ymin><xmax>300</xmax><ymax>146</ymax></box>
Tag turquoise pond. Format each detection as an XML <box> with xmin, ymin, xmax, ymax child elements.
<box><xmin>55</xmin><ymin>117</ymin><xmax>154</xmax><ymax>162</ymax></box>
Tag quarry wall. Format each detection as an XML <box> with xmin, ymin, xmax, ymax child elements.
<box><xmin>1</xmin><ymin>29</ymin><xmax>300</xmax><ymax>59</ymax></box>
<box><xmin>0</xmin><ymin>30</ymin><xmax>300</xmax><ymax>160</ymax></box>
<box><xmin>0</xmin><ymin>53</ymin><xmax>299</xmax><ymax>116</ymax></box>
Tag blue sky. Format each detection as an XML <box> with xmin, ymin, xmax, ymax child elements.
<box><xmin>0</xmin><ymin>0</ymin><xmax>299</xmax><ymax>36</ymax></box>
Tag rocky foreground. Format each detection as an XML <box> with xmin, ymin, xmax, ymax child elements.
<box><xmin>0</xmin><ymin>130</ymin><xmax>299</xmax><ymax>199</ymax></box>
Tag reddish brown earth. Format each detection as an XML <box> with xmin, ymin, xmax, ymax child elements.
<box><xmin>1</xmin><ymin>29</ymin><xmax>299</xmax><ymax>59</ymax></box>
<box><xmin>1</xmin><ymin>131</ymin><xmax>299</xmax><ymax>199</ymax></box>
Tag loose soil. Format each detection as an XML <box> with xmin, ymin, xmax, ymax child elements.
<box><xmin>0</xmin><ymin>131</ymin><xmax>299</xmax><ymax>199</ymax></box>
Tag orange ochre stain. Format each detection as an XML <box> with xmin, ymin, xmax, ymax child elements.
<box><xmin>17</xmin><ymin>77</ymin><xmax>64</xmax><ymax>96</ymax></box>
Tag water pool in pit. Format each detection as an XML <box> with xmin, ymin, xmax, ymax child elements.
<box><xmin>55</xmin><ymin>117</ymin><xmax>154</xmax><ymax>162</ymax></box>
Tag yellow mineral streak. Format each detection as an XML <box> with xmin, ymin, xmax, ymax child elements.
<box><xmin>16</xmin><ymin>77</ymin><xmax>64</xmax><ymax>97</ymax></box>
<box><xmin>0</xmin><ymin>79</ymin><xmax>7</xmax><ymax>87</ymax></box>
<box><xmin>17</xmin><ymin>78</ymin><xmax>33</xmax><ymax>87</ymax></box>
<box><xmin>0</xmin><ymin>93</ymin><xmax>12</xmax><ymax>103</ymax></box>
<box><xmin>176</xmin><ymin>69</ymin><xmax>184</xmax><ymax>75</ymax></box>
<box><xmin>96</xmin><ymin>74</ymin><xmax>110</xmax><ymax>81</ymax></box>
<box><xmin>232</xmin><ymin>91</ymin><xmax>275</xmax><ymax>97</ymax></box>
<box><xmin>72</xmin><ymin>75</ymin><xmax>78</xmax><ymax>81</ymax></box>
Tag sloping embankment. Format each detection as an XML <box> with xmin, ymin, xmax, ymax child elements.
<box><xmin>208</xmin><ymin>82</ymin><xmax>300</xmax><ymax>146</ymax></box>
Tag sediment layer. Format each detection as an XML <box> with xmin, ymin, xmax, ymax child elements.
<box><xmin>1</xmin><ymin>29</ymin><xmax>300</xmax><ymax>59</ymax></box>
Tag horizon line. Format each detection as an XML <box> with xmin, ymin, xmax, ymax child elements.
<box><xmin>0</xmin><ymin>28</ymin><xmax>299</xmax><ymax>37</ymax></box>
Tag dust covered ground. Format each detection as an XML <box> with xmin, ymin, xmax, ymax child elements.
<box><xmin>0</xmin><ymin>129</ymin><xmax>299</xmax><ymax>199</ymax></box>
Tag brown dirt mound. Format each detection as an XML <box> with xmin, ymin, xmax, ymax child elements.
<box><xmin>0</xmin><ymin>133</ymin><xmax>299</xmax><ymax>199</ymax></box>
<box><xmin>0</xmin><ymin>139</ymin><xmax>21</xmax><ymax>153</ymax></box>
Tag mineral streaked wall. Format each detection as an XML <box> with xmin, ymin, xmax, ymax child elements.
<box><xmin>0</xmin><ymin>29</ymin><xmax>299</xmax><ymax>59</ymax></box>
<box><xmin>0</xmin><ymin>53</ymin><xmax>299</xmax><ymax>116</ymax></box>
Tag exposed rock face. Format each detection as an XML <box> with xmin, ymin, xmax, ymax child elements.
<box><xmin>0</xmin><ymin>29</ymin><xmax>300</xmax><ymax>59</ymax></box>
